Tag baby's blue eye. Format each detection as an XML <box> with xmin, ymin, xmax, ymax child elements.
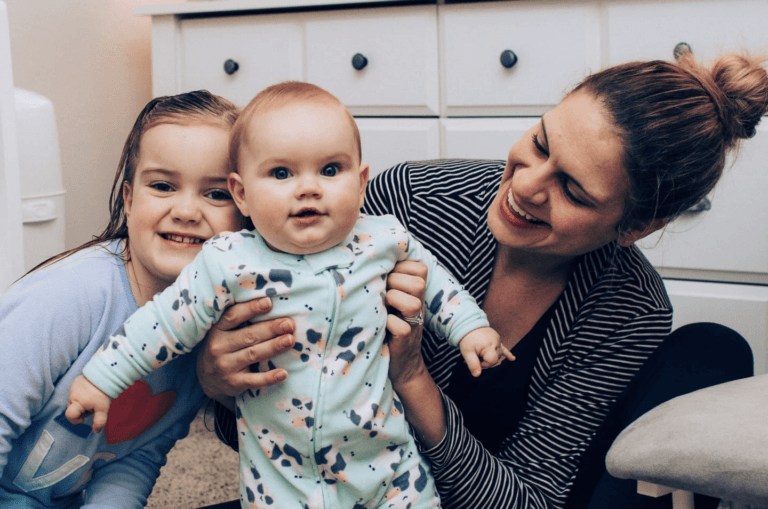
<box><xmin>272</xmin><ymin>167</ymin><xmax>290</xmax><ymax>180</ymax></box>
<box><xmin>321</xmin><ymin>164</ymin><xmax>339</xmax><ymax>177</ymax></box>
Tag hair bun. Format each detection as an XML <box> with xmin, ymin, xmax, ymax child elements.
<box><xmin>690</xmin><ymin>53</ymin><xmax>768</xmax><ymax>146</ymax></box>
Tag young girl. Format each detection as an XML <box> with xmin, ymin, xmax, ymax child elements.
<box><xmin>0</xmin><ymin>90</ymin><xmax>246</xmax><ymax>508</ymax></box>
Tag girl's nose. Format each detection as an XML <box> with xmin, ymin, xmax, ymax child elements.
<box><xmin>172</xmin><ymin>194</ymin><xmax>203</xmax><ymax>223</ymax></box>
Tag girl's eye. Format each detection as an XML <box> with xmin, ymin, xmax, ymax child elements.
<box><xmin>271</xmin><ymin>167</ymin><xmax>290</xmax><ymax>180</ymax></box>
<box><xmin>150</xmin><ymin>182</ymin><xmax>173</xmax><ymax>192</ymax></box>
<box><xmin>206</xmin><ymin>189</ymin><xmax>232</xmax><ymax>201</ymax></box>
<box><xmin>531</xmin><ymin>132</ymin><xmax>549</xmax><ymax>156</ymax></box>
<box><xmin>321</xmin><ymin>163</ymin><xmax>339</xmax><ymax>177</ymax></box>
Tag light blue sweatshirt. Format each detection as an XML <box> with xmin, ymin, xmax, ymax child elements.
<box><xmin>0</xmin><ymin>240</ymin><xmax>205</xmax><ymax>509</ymax></box>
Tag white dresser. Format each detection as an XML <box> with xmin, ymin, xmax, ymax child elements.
<box><xmin>136</xmin><ymin>0</ymin><xmax>768</xmax><ymax>374</ymax></box>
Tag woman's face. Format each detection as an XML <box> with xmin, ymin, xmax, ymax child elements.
<box><xmin>123</xmin><ymin>123</ymin><xmax>241</xmax><ymax>295</ymax></box>
<box><xmin>488</xmin><ymin>90</ymin><xmax>634</xmax><ymax>260</ymax></box>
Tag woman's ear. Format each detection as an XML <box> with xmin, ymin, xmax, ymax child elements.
<box><xmin>358</xmin><ymin>163</ymin><xmax>370</xmax><ymax>209</ymax></box>
<box><xmin>228</xmin><ymin>172</ymin><xmax>250</xmax><ymax>217</ymax></box>
<box><xmin>122</xmin><ymin>181</ymin><xmax>133</xmax><ymax>218</ymax></box>
<box><xmin>618</xmin><ymin>218</ymin><xmax>668</xmax><ymax>247</ymax></box>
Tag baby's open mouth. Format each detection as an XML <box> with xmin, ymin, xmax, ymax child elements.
<box><xmin>294</xmin><ymin>209</ymin><xmax>321</xmax><ymax>218</ymax></box>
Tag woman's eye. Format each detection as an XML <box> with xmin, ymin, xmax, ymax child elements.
<box><xmin>531</xmin><ymin>132</ymin><xmax>549</xmax><ymax>156</ymax></box>
<box><xmin>206</xmin><ymin>189</ymin><xmax>232</xmax><ymax>201</ymax></box>
<box><xmin>150</xmin><ymin>182</ymin><xmax>173</xmax><ymax>192</ymax></box>
<box><xmin>558</xmin><ymin>175</ymin><xmax>588</xmax><ymax>206</ymax></box>
<box><xmin>321</xmin><ymin>164</ymin><xmax>339</xmax><ymax>177</ymax></box>
<box><xmin>271</xmin><ymin>167</ymin><xmax>290</xmax><ymax>180</ymax></box>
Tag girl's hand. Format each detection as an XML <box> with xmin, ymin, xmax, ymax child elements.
<box><xmin>385</xmin><ymin>260</ymin><xmax>429</xmax><ymax>389</ymax></box>
<box><xmin>196</xmin><ymin>297</ymin><xmax>296</xmax><ymax>409</ymax></box>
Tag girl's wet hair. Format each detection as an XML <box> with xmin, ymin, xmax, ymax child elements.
<box><xmin>25</xmin><ymin>90</ymin><xmax>239</xmax><ymax>275</ymax></box>
<box><xmin>572</xmin><ymin>52</ymin><xmax>768</xmax><ymax>235</ymax></box>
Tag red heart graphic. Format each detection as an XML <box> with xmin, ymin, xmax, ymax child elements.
<box><xmin>104</xmin><ymin>380</ymin><xmax>176</xmax><ymax>445</ymax></box>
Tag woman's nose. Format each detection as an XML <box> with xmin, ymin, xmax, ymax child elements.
<box><xmin>172</xmin><ymin>194</ymin><xmax>203</xmax><ymax>223</ymax></box>
<box><xmin>514</xmin><ymin>164</ymin><xmax>549</xmax><ymax>206</ymax></box>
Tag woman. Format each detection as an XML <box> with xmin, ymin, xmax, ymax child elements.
<box><xmin>198</xmin><ymin>52</ymin><xmax>767</xmax><ymax>508</ymax></box>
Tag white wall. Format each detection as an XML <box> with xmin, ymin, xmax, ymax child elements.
<box><xmin>5</xmin><ymin>0</ymin><xmax>181</xmax><ymax>249</ymax></box>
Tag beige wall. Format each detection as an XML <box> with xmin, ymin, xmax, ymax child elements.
<box><xmin>5</xmin><ymin>0</ymin><xmax>181</xmax><ymax>249</ymax></box>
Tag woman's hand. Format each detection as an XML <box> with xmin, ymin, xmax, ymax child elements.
<box><xmin>385</xmin><ymin>260</ymin><xmax>446</xmax><ymax>448</ymax></box>
<box><xmin>385</xmin><ymin>260</ymin><xmax>429</xmax><ymax>388</ymax></box>
<box><xmin>196</xmin><ymin>297</ymin><xmax>295</xmax><ymax>411</ymax></box>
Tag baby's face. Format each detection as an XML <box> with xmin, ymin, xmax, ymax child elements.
<box><xmin>230</xmin><ymin>101</ymin><xmax>369</xmax><ymax>255</ymax></box>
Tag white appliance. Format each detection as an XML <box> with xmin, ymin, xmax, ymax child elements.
<box><xmin>0</xmin><ymin>1</ymin><xmax>65</xmax><ymax>296</ymax></box>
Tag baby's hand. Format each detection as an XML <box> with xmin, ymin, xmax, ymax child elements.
<box><xmin>459</xmin><ymin>327</ymin><xmax>515</xmax><ymax>377</ymax></box>
<box><xmin>65</xmin><ymin>375</ymin><xmax>112</xmax><ymax>433</ymax></box>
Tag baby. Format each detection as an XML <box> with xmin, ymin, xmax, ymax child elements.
<box><xmin>67</xmin><ymin>82</ymin><xmax>510</xmax><ymax>508</ymax></box>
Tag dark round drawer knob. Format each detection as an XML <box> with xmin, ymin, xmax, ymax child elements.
<box><xmin>500</xmin><ymin>49</ymin><xmax>518</xmax><ymax>69</ymax></box>
<box><xmin>351</xmin><ymin>53</ymin><xmax>368</xmax><ymax>71</ymax></box>
<box><xmin>223</xmin><ymin>59</ymin><xmax>239</xmax><ymax>75</ymax></box>
<box><xmin>673</xmin><ymin>42</ymin><xmax>692</xmax><ymax>60</ymax></box>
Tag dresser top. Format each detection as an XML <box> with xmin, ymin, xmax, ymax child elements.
<box><xmin>134</xmin><ymin>0</ymin><xmax>435</xmax><ymax>16</ymax></box>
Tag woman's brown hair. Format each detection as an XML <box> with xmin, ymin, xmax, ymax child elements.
<box><xmin>24</xmin><ymin>90</ymin><xmax>239</xmax><ymax>276</ymax></box>
<box><xmin>573</xmin><ymin>51</ymin><xmax>768</xmax><ymax>235</ymax></box>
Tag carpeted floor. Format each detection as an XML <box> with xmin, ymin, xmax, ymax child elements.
<box><xmin>146</xmin><ymin>404</ymin><xmax>240</xmax><ymax>508</ymax></box>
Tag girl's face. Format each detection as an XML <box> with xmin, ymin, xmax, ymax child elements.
<box><xmin>123</xmin><ymin>123</ymin><xmax>241</xmax><ymax>297</ymax></box>
<box><xmin>488</xmin><ymin>90</ymin><xmax>638</xmax><ymax>260</ymax></box>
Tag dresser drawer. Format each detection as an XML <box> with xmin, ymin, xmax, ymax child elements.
<box><xmin>440</xmin><ymin>1</ymin><xmax>600</xmax><ymax>116</ymax></box>
<box><xmin>639</xmin><ymin>123</ymin><xmax>768</xmax><ymax>278</ymax></box>
<box><xmin>441</xmin><ymin>118</ymin><xmax>537</xmax><ymax>162</ymax></box>
<box><xmin>305</xmin><ymin>6</ymin><xmax>439</xmax><ymax>116</ymax></box>
<box><xmin>356</xmin><ymin>118</ymin><xmax>439</xmax><ymax>177</ymax></box>
<box><xmin>180</xmin><ymin>14</ymin><xmax>303</xmax><ymax>107</ymax></box>
<box><xmin>606</xmin><ymin>0</ymin><xmax>768</xmax><ymax>65</ymax></box>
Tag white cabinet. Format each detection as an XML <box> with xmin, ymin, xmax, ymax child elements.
<box><xmin>606</xmin><ymin>0</ymin><xmax>768</xmax><ymax>65</ymax></box>
<box><xmin>137</xmin><ymin>0</ymin><xmax>768</xmax><ymax>373</ymax></box>
<box><xmin>356</xmin><ymin>118</ymin><xmax>439</xmax><ymax>177</ymax></box>
<box><xmin>305</xmin><ymin>7</ymin><xmax>439</xmax><ymax>116</ymax></box>
<box><xmin>440</xmin><ymin>1</ymin><xmax>600</xmax><ymax>116</ymax></box>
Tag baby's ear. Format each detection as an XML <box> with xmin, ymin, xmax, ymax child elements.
<box><xmin>228</xmin><ymin>173</ymin><xmax>250</xmax><ymax>217</ymax></box>
<box><xmin>358</xmin><ymin>163</ymin><xmax>370</xmax><ymax>208</ymax></box>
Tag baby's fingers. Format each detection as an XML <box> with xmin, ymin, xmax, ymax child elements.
<box><xmin>92</xmin><ymin>411</ymin><xmax>108</xmax><ymax>434</ymax></box>
<box><xmin>501</xmin><ymin>344</ymin><xmax>516</xmax><ymax>362</ymax></box>
<box><xmin>464</xmin><ymin>351</ymin><xmax>482</xmax><ymax>377</ymax></box>
<box><xmin>65</xmin><ymin>401</ymin><xmax>87</xmax><ymax>425</ymax></box>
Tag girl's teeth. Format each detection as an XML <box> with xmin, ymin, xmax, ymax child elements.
<box><xmin>507</xmin><ymin>190</ymin><xmax>541</xmax><ymax>223</ymax></box>
<box><xmin>167</xmin><ymin>234</ymin><xmax>203</xmax><ymax>244</ymax></box>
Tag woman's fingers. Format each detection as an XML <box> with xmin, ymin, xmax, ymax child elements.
<box><xmin>214</xmin><ymin>297</ymin><xmax>273</xmax><ymax>334</ymax></box>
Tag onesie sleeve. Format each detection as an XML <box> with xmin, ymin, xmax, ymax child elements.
<box><xmin>399</xmin><ymin>227</ymin><xmax>489</xmax><ymax>347</ymax></box>
<box><xmin>83</xmin><ymin>242</ymin><xmax>232</xmax><ymax>398</ymax></box>
<box><xmin>0</xmin><ymin>269</ymin><xmax>94</xmax><ymax>476</ymax></box>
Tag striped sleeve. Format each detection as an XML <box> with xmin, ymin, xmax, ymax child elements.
<box><xmin>365</xmin><ymin>160</ymin><xmax>673</xmax><ymax>509</ymax></box>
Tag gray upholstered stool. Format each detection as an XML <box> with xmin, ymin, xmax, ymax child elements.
<box><xmin>606</xmin><ymin>374</ymin><xmax>768</xmax><ymax>509</ymax></box>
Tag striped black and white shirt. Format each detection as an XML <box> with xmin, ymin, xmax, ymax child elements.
<box><xmin>362</xmin><ymin>160</ymin><xmax>673</xmax><ymax>509</ymax></box>
<box><xmin>215</xmin><ymin>159</ymin><xmax>672</xmax><ymax>509</ymax></box>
